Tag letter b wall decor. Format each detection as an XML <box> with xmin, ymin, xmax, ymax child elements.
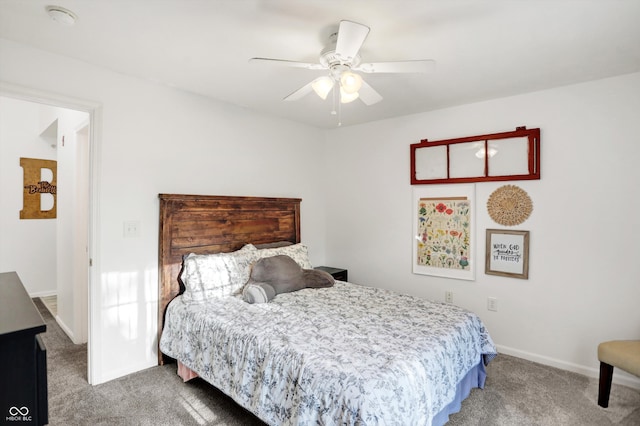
<box><xmin>20</xmin><ymin>157</ymin><xmax>57</xmax><ymax>219</ymax></box>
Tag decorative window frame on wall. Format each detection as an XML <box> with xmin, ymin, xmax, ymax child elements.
<box><xmin>410</xmin><ymin>127</ymin><xmax>540</xmax><ymax>185</ymax></box>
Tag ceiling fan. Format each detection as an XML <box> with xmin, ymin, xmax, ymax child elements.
<box><xmin>249</xmin><ymin>20</ymin><xmax>435</xmax><ymax>106</ymax></box>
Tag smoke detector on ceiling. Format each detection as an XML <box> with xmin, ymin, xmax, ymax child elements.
<box><xmin>46</xmin><ymin>6</ymin><xmax>77</xmax><ymax>26</ymax></box>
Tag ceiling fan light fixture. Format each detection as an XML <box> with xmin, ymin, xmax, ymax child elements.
<box><xmin>311</xmin><ymin>76</ymin><xmax>335</xmax><ymax>100</ymax></box>
<box><xmin>340</xmin><ymin>88</ymin><xmax>359</xmax><ymax>104</ymax></box>
<box><xmin>340</xmin><ymin>71</ymin><xmax>363</xmax><ymax>94</ymax></box>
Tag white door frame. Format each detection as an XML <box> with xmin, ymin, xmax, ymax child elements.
<box><xmin>70</xmin><ymin>118</ymin><xmax>90</xmax><ymax>345</ymax></box>
<box><xmin>0</xmin><ymin>81</ymin><xmax>101</xmax><ymax>384</ymax></box>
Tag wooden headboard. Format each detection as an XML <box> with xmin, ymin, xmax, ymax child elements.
<box><xmin>157</xmin><ymin>194</ymin><xmax>302</xmax><ymax>364</ymax></box>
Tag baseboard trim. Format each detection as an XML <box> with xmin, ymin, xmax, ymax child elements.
<box><xmin>55</xmin><ymin>314</ymin><xmax>80</xmax><ymax>344</ymax></box>
<box><xmin>497</xmin><ymin>344</ymin><xmax>640</xmax><ymax>390</ymax></box>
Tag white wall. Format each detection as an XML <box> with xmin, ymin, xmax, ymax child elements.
<box><xmin>325</xmin><ymin>72</ymin><xmax>640</xmax><ymax>388</ymax></box>
<box><xmin>0</xmin><ymin>38</ymin><xmax>327</xmax><ymax>384</ymax></box>
<box><xmin>0</xmin><ymin>97</ymin><xmax>57</xmax><ymax>295</ymax></box>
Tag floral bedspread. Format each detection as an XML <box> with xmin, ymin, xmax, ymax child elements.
<box><xmin>160</xmin><ymin>282</ymin><xmax>497</xmax><ymax>426</ymax></box>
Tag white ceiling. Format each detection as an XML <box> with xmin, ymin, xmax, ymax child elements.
<box><xmin>1</xmin><ymin>0</ymin><xmax>639</xmax><ymax>128</ymax></box>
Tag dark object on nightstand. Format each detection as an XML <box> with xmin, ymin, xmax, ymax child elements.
<box><xmin>0</xmin><ymin>272</ymin><xmax>48</xmax><ymax>425</ymax></box>
<box><xmin>314</xmin><ymin>266</ymin><xmax>348</xmax><ymax>282</ymax></box>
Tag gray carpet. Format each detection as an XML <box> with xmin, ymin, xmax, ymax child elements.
<box><xmin>36</xmin><ymin>298</ymin><xmax>640</xmax><ymax>425</ymax></box>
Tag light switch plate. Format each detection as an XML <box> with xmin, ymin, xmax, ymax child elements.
<box><xmin>123</xmin><ymin>220</ymin><xmax>140</xmax><ymax>238</ymax></box>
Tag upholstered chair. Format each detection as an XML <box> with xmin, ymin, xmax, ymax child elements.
<box><xmin>597</xmin><ymin>340</ymin><xmax>640</xmax><ymax>407</ymax></box>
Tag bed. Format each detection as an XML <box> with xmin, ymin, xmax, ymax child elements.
<box><xmin>157</xmin><ymin>194</ymin><xmax>497</xmax><ymax>426</ymax></box>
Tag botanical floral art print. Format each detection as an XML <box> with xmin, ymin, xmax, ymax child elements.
<box><xmin>417</xmin><ymin>197</ymin><xmax>471</xmax><ymax>271</ymax></box>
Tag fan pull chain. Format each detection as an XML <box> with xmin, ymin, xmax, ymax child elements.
<box><xmin>330</xmin><ymin>84</ymin><xmax>341</xmax><ymax>126</ymax></box>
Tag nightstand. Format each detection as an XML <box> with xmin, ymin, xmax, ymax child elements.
<box><xmin>314</xmin><ymin>266</ymin><xmax>348</xmax><ymax>282</ymax></box>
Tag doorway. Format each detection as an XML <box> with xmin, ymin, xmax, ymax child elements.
<box><xmin>0</xmin><ymin>87</ymin><xmax>98</xmax><ymax>384</ymax></box>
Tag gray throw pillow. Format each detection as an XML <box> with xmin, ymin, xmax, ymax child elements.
<box><xmin>243</xmin><ymin>255</ymin><xmax>334</xmax><ymax>303</ymax></box>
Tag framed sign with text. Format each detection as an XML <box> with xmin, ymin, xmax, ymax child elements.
<box><xmin>485</xmin><ymin>229</ymin><xmax>529</xmax><ymax>279</ymax></box>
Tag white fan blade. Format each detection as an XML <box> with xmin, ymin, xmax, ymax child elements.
<box><xmin>358</xmin><ymin>81</ymin><xmax>383</xmax><ymax>106</ymax></box>
<box><xmin>283</xmin><ymin>81</ymin><xmax>314</xmax><ymax>101</ymax></box>
<box><xmin>335</xmin><ymin>20</ymin><xmax>370</xmax><ymax>62</ymax></box>
<box><xmin>355</xmin><ymin>60</ymin><xmax>436</xmax><ymax>74</ymax></box>
<box><xmin>249</xmin><ymin>58</ymin><xmax>326</xmax><ymax>70</ymax></box>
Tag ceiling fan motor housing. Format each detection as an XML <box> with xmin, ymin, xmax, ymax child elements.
<box><xmin>319</xmin><ymin>36</ymin><xmax>362</xmax><ymax>72</ymax></box>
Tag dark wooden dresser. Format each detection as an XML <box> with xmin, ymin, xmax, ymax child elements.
<box><xmin>0</xmin><ymin>272</ymin><xmax>48</xmax><ymax>425</ymax></box>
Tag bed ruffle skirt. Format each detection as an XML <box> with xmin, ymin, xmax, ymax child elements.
<box><xmin>432</xmin><ymin>359</ymin><xmax>487</xmax><ymax>426</ymax></box>
<box><xmin>177</xmin><ymin>360</ymin><xmax>199</xmax><ymax>382</ymax></box>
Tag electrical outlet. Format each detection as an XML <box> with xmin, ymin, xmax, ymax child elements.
<box><xmin>487</xmin><ymin>297</ymin><xmax>498</xmax><ymax>312</ymax></box>
<box><xmin>445</xmin><ymin>291</ymin><xmax>453</xmax><ymax>303</ymax></box>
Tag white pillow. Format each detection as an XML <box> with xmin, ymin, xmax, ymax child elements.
<box><xmin>180</xmin><ymin>245</ymin><xmax>258</xmax><ymax>303</ymax></box>
<box><xmin>254</xmin><ymin>243</ymin><xmax>313</xmax><ymax>269</ymax></box>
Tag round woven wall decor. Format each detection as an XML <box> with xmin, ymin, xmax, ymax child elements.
<box><xmin>487</xmin><ymin>185</ymin><xmax>533</xmax><ymax>226</ymax></box>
